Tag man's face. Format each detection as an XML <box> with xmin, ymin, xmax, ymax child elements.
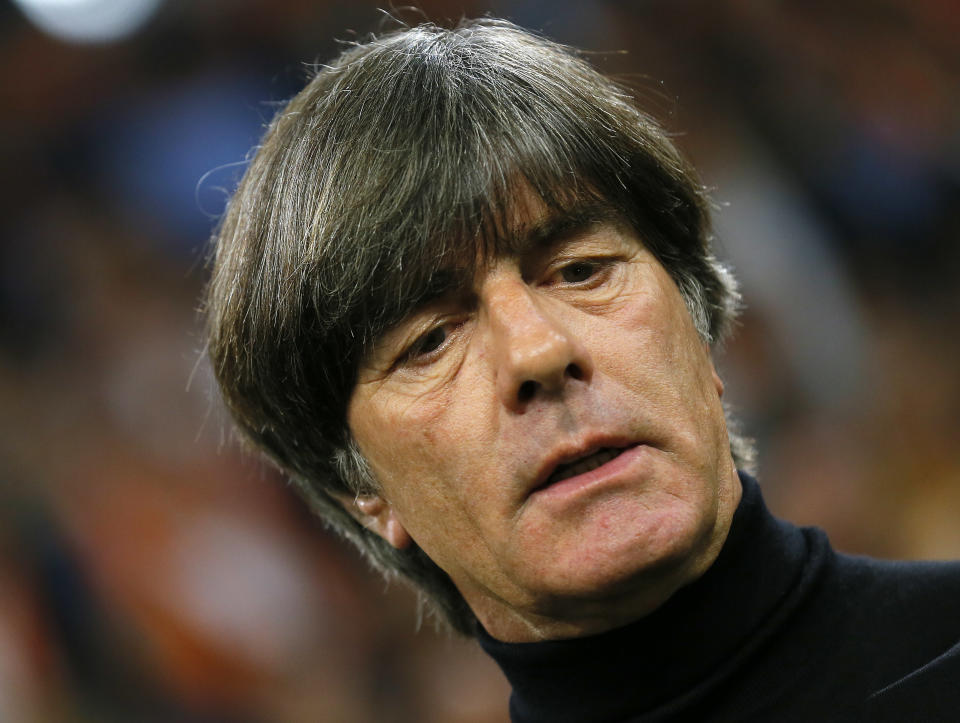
<box><xmin>347</xmin><ymin>200</ymin><xmax>741</xmax><ymax>642</ymax></box>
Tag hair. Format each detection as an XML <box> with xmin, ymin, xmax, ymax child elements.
<box><xmin>204</xmin><ymin>17</ymin><xmax>752</xmax><ymax>635</ymax></box>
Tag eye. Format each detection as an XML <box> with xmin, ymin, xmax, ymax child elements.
<box><xmin>558</xmin><ymin>260</ymin><xmax>601</xmax><ymax>283</ymax></box>
<box><xmin>412</xmin><ymin>326</ymin><xmax>447</xmax><ymax>356</ymax></box>
<box><xmin>546</xmin><ymin>257</ymin><xmax>617</xmax><ymax>288</ymax></box>
<box><xmin>398</xmin><ymin>322</ymin><xmax>456</xmax><ymax>366</ymax></box>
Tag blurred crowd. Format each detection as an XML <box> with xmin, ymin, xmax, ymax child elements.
<box><xmin>0</xmin><ymin>0</ymin><xmax>957</xmax><ymax>720</ymax></box>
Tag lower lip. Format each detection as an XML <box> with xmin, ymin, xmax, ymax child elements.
<box><xmin>531</xmin><ymin>444</ymin><xmax>648</xmax><ymax>503</ymax></box>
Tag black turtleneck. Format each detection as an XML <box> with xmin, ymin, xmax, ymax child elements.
<box><xmin>477</xmin><ymin>473</ymin><xmax>960</xmax><ymax>722</ymax></box>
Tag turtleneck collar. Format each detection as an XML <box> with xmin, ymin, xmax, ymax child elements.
<box><xmin>476</xmin><ymin>472</ymin><xmax>827</xmax><ymax>721</ymax></box>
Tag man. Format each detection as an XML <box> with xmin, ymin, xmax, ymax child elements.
<box><xmin>205</xmin><ymin>19</ymin><xmax>960</xmax><ymax>721</ymax></box>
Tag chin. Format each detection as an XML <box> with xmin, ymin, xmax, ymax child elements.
<box><xmin>526</xmin><ymin>494</ymin><xmax>720</xmax><ymax>606</ymax></box>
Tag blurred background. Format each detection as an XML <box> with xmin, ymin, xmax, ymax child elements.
<box><xmin>0</xmin><ymin>0</ymin><xmax>958</xmax><ymax>720</ymax></box>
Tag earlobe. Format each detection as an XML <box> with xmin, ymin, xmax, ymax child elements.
<box><xmin>704</xmin><ymin>344</ymin><xmax>724</xmax><ymax>398</ymax></box>
<box><xmin>381</xmin><ymin>510</ymin><xmax>413</xmax><ymax>550</ymax></box>
<box><xmin>341</xmin><ymin>493</ymin><xmax>413</xmax><ymax>550</ymax></box>
<box><xmin>712</xmin><ymin>367</ymin><xmax>725</xmax><ymax>398</ymax></box>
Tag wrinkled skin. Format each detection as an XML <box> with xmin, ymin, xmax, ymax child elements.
<box><xmin>346</xmin><ymin>202</ymin><xmax>741</xmax><ymax>642</ymax></box>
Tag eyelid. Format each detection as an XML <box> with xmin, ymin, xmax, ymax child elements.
<box><xmin>542</xmin><ymin>255</ymin><xmax>617</xmax><ymax>287</ymax></box>
<box><xmin>394</xmin><ymin>317</ymin><xmax>463</xmax><ymax>369</ymax></box>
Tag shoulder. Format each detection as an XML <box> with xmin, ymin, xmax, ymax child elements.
<box><xmin>814</xmin><ymin>549</ymin><xmax>960</xmax><ymax>720</ymax></box>
<box><xmin>860</xmin><ymin>639</ymin><xmax>960</xmax><ymax>721</ymax></box>
<box><xmin>827</xmin><ymin>553</ymin><xmax>960</xmax><ymax>633</ymax></box>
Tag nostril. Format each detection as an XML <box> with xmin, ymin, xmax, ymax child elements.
<box><xmin>566</xmin><ymin>363</ymin><xmax>583</xmax><ymax>381</ymax></box>
<box><xmin>518</xmin><ymin>380</ymin><xmax>538</xmax><ymax>403</ymax></box>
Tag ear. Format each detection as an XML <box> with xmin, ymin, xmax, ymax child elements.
<box><xmin>334</xmin><ymin>492</ymin><xmax>413</xmax><ymax>550</ymax></box>
<box><xmin>704</xmin><ymin>343</ymin><xmax>725</xmax><ymax>398</ymax></box>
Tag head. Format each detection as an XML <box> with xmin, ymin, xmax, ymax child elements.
<box><xmin>205</xmin><ymin>18</ymin><xmax>752</xmax><ymax>637</ymax></box>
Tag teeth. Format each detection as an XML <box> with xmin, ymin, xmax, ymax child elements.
<box><xmin>548</xmin><ymin>448</ymin><xmax>620</xmax><ymax>484</ymax></box>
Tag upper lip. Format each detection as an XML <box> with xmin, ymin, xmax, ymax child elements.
<box><xmin>530</xmin><ymin>436</ymin><xmax>637</xmax><ymax>494</ymax></box>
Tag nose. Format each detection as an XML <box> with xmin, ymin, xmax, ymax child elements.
<box><xmin>484</xmin><ymin>276</ymin><xmax>594</xmax><ymax>412</ymax></box>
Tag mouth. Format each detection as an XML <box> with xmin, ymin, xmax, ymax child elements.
<box><xmin>546</xmin><ymin>447</ymin><xmax>623</xmax><ymax>485</ymax></box>
<box><xmin>532</xmin><ymin>442</ymin><xmax>636</xmax><ymax>494</ymax></box>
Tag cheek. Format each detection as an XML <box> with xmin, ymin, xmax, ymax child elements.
<box><xmin>594</xmin><ymin>287</ymin><xmax>681</xmax><ymax>378</ymax></box>
<box><xmin>350</xmin><ymin>381</ymin><xmax>478</xmax><ymax>493</ymax></box>
<box><xmin>625</xmin><ymin>284</ymin><xmax>710</xmax><ymax>384</ymax></box>
<box><xmin>600</xmin><ymin>280</ymin><xmax>726</xmax><ymax>441</ymax></box>
<box><xmin>366</xmin><ymin>418</ymin><xmax>443</xmax><ymax>484</ymax></box>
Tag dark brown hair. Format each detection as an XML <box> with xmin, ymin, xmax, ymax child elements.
<box><xmin>204</xmin><ymin>18</ymin><xmax>748</xmax><ymax>634</ymax></box>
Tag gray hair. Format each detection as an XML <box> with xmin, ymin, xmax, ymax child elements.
<box><xmin>204</xmin><ymin>18</ymin><xmax>751</xmax><ymax>634</ymax></box>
